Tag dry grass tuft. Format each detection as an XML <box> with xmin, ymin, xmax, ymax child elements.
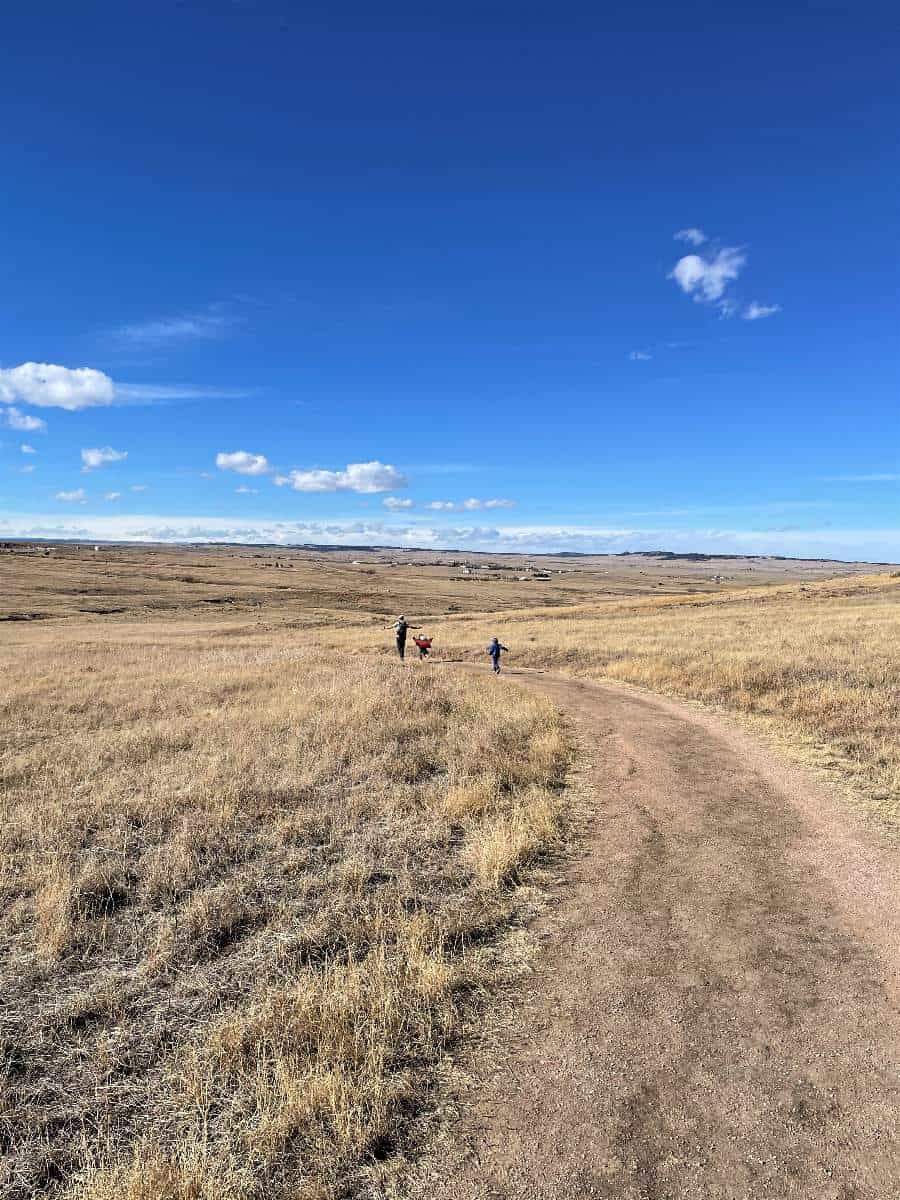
<box><xmin>1</xmin><ymin>635</ymin><xmax>569</xmax><ymax>1199</ymax></box>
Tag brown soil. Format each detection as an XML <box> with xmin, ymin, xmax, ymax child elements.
<box><xmin>420</xmin><ymin>668</ymin><xmax>900</xmax><ymax>1200</ymax></box>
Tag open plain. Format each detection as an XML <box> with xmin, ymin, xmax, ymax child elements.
<box><xmin>3</xmin><ymin>543</ymin><xmax>900</xmax><ymax>1199</ymax></box>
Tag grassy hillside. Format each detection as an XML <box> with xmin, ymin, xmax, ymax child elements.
<box><xmin>1</xmin><ymin>632</ymin><xmax>569</xmax><ymax>1199</ymax></box>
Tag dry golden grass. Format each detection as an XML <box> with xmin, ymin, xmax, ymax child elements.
<box><xmin>324</xmin><ymin>573</ymin><xmax>900</xmax><ymax>818</ymax></box>
<box><xmin>5</xmin><ymin>549</ymin><xmax>899</xmax><ymax>1198</ymax></box>
<box><xmin>1</xmin><ymin>632</ymin><xmax>569</xmax><ymax>1199</ymax></box>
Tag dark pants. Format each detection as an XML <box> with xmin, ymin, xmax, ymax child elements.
<box><xmin>491</xmin><ymin>655</ymin><xmax>501</xmax><ymax>673</ymax></box>
<box><xmin>396</xmin><ymin>635</ymin><xmax>406</xmax><ymax>660</ymax></box>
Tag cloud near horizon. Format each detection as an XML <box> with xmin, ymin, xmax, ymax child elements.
<box><xmin>0</xmin><ymin>511</ymin><xmax>896</xmax><ymax>562</ymax></box>
<box><xmin>274</xmin><ymin>461</ymin><xmax>407</xmax><ymax>494</ymax></box>
<box><xmin>425</xmin><ymin>498</ymin><xmax>516</xmax><ymax>512</ymax></box>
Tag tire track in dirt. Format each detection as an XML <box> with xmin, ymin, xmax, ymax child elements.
<box><xmin>420</xmin><ymin>668</ymin><xmax>900</xmax><ymax>1200</ymax></box>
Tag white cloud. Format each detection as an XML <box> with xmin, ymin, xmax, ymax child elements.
<box><xmin>111</xmin><ymin>383</ymin><xmax>254</xmax><ymax>403</ymax></box>
<box><xmin>674</xmin><ymin>228</ymin><xmax>707</xmax><ymax>246</ymax></box>
<box><xmin>629</xmin><ymin>351</ymin><xmax>652</xmax><ymax>361</ymax></box>
<box><xmin>274</xmin><ymin>461</ymin><xmax>407</xmax><ymax>494</ymax></box>
<box><xmin>383</xmin><ymin>496</ymin><xmax>413</xmax><ymax>510</ymax></box>
<box><xmin>199</xmin><ymin>471</ymin><xmax>214</xmax><ymax>479</ymax></box>
<box><xmin>235</xmin><ymin>486</ymin><xmax>258</xmax><ymax>494</ymax></box>
<box><xmin>17</xmin><ymin>464</ymin><xmax>35</xmax><ymax>474</ymax></box>
<box><xmin>81</xmin><ymin>446</ymin><xmax>128</xmax><ymax>471</ymax></box>
<box><xmin>0</xmin><ymin>511</ymin><xmax>896</xmax><ymax>562</ymax></box>
<box><xmin>425</xmin><ymin>497</ymin><xmax>516</xmax><ymax>512</ymax></box>
<box><xmin>0</xmin><ymin>363</ymin><xmax>115</xmax><ymax>410</ymax></box>
<box><xmin>669</xmin><ymin>247</ymin><xmax>746</xmax><ymax>305</ymax></box>
<box><xmin>115</xmin><ymin>309</ymin><xmax>234</xmax><ymax>345</ymax></box>
<box><xmin>104</xmin><ymin>492</ymin><xmax>121</xmax><ymax>501</ymax></box>
<box><xmin>743</xmin><ymin>302</ymin><xmax>782</xmax><ymax>321</ymax></box>
<box><xmin>216</xmin><ymin>450</ymin><xmax>272</xmax><ymax>476</ymax></box>
<box><xmin>21</xmin><ymin>443</ymin><xmax>37</xmax><ymax>454</ymax></box>
<box><xmin>5</xmin><ymin>406</ymin><xmax>48</xmax><ymax>433</ymax></box>
<box><xmin>55</xmin><ymin>489</ymin><xmax>87</xmax><ymax>503</ymax></box>
<box><xmin>0</xmin><ymin>364</ymin><xmax>250</xmax><ymax>414</ymax></box>
<box><xmin>131</xmin><ymin>484</ymin><xmax>148</xmax><ymax>492</ymax></box>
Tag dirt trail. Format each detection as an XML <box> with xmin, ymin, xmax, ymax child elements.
<box><xmin>423</xmin><ymin>668</ymin><xmax>900</xmax><ymax>1200</ymax></box>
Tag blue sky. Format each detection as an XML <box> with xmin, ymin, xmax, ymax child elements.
<box><xmin>2</xmin><ymin>2</ymin><xmax>898</xmax><ymax>558</ymax></box>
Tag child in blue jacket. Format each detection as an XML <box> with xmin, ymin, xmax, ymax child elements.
<box><xmin>487</xmin><ymin>637</ymin><xmax>509</xmax><ymax>674</ymax></box>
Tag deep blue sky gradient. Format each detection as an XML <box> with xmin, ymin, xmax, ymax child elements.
<box><xmin>2</xmin><ymin>2</ymin><xmax>898</xmax><ymax>556</ymax></box>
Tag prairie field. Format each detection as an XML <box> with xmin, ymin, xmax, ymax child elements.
<box><xmin>324</xmin><ymin>571</ymin><xmax>900</xmax><ymax>818</ymax></box>
<box><xmin>3</xmin><ymin>545</ymin><xmax>900</xmax><ymax>1199</ymax></box>
<box><xmin>1</xmin><ymin>619</ymin><xmax>569</xmax><ymax>1199</ymax></box>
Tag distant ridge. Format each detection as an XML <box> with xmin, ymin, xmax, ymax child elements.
<box><xmin>1</xmin><ymin>537</ymin><xmax>893</xmax><ymax>566</ymax></box>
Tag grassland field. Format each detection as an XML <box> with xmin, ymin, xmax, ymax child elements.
<box><xmin>2</xmin><ymin>543</ymin><xmax>899</xmax><ymax>1199</ymax></box>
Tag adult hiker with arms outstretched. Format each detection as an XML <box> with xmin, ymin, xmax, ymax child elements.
<box><xmin>487</xmin><ymin>636</ymin><xmax>509</xmax><ymax>674</ymax></box>
<box><xmin>388</xmin><ymin>615</ymin><xmax>417</xmax><ymax>661</ymax></box>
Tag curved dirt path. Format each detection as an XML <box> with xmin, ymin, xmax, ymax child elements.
<box><xmin>422</xmin><ymin>667</ymin><xmax>900</xmax><ymax>1200</ymax></box>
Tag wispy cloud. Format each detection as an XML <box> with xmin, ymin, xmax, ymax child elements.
<box><xmin>104</xmin><ymin>492</ymin><xmax>121</xmax><ymax>502</ymax></box>
<box><xmin>5</xmin><ymin>407</ymin><xmax>47</xmax><ymax>432</ymax></box>
<box><xmin>114</xmin><ymin>306</ymin><xmax>236</xmax><ymax>346</ymax></box>
<box><xmin>235</xmin><ymin>485</ymin><xmax>258</xmax><ymax>494</ymax></box>
<box><xmin>674</xmin><ymin>228</ymin><xmax>707</xmax><ymax>247</ymax></box>
<box><xmin>425</xmin><ymin>498</ymin><xmax>516</xmax><ymax>512</ymax></box>
<box><xmin>383</xmin><ymin>496</ymin><xmax>413</xmax><ymax>510</ymax></box>
<box><xmin>629</xmin><ymin>350</ymin><xmax>652</xmax><ymax>361</ymax></box>
<box><xmin>216</xmin><ymin>450</ymin><xmax>272</xmax><ymax>476</ymax></box>
<box><xmin>742</xmin><ymin>302</ymin><xmax>781</xmax><ymax>321</ymax></box>
<box><xmin>115</xmin><ymin>383</ymin><xmax>253</xmax><ymax>403</ymax></box>
<box><xmin>81</xmin><ymin>446</ymin><xmax>128</xmax><ymax>471</ymax></box>
<box><xmin>822</xmin><ymin>473</ymin><xmax>900</xmax><ymax>483</ymax></box>
<box><xmin>55</xmin><ymin>489</ymin><xmax>87</xmax><ymax>503</ymax></box>
<box><xmin>274</xmin><ymin>461</ymin><xmax>407</xmax><ymax>494</ymax></box>
<box><xmin>130</xmin><ymin>484</ymin><xmax>148</xmax><ymax>493</ymax></box>
<box><xmin>21</xmin><ymin>443</ymin><xmax>37</xmax><ymax>454</ymax></box>
<box><xmin>15</xmin><ymin>464</ymin><xmax>35</xmax><ymax>474</ymax></box>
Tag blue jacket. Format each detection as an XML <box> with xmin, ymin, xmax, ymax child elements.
<box><xmin>488</xmin><ymin>641</ymin><xmax>508</xmax><ymax>658</ymax></box>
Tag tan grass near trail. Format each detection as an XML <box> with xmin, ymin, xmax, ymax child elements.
<box><xmin>326</xmin><ymin>572</ymin><xmax>900</xmax><ymax>820</ymax></box>
<box><xmin>4</xmin><ymin>550</ymin><xmax>900</xmax><ymax>1199</ymax></box>
<box><xmin>0</xmin><ymin>637</ymin><xmax>568</xmax><ymax>1199</ymax></box>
